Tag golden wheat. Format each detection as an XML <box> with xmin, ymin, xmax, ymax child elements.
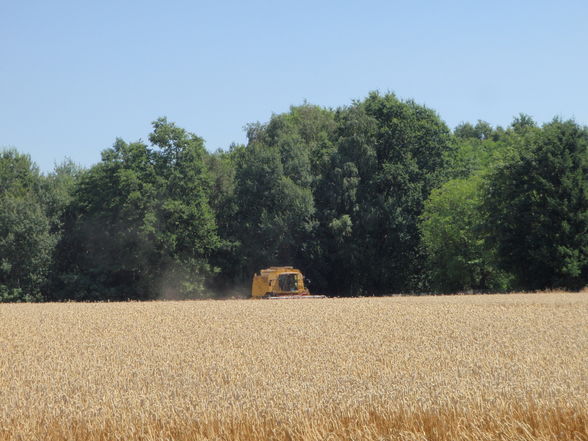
<box><xmin>0</xmin><ymin>293</ymin><xmax>586</xmax><ymax>440</ymax></box>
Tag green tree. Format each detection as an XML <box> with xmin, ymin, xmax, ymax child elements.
<box><xmin>0</xmin><ymin>150</ymin><xmax>54</xmax><ymax>301</ymax></box>
<box><xmin>483</xmin><ymin>119</ymin><xmax>588</xmax><ymax>290</ymax></box>
<box><xmin>454</xmin><ymin>120</ymin><xmax>497</xmax><ymax>141</ymax></box>
<box><xmin>447</xmin><ymin>120</ymin><xmax>514</xmax><ymax>180</ymax></box>
<box><xmin>232</xmin><ymin>141</ymin><xmax>315</xmax><ymax>280</ymax></box>
<box><xmin>313</xmin><ymin>104</ymin><xmax>378</xmax><ymax>294</ymax></box>
<box><xmin>53</xmin><ymin>119</ymin><xmax>219</xmax><ymax>300</ymax></box>
<box><xmin>219</xmin><ymin>104</ymin><xmax>336</xmax><ymax>291</ymax></box>
<box><xmin>316</xmin><ymin>92</ymin><xmax>453</xmax><ymax>294</ymax></box>
<box><xmin>149</xmin><ymin>117</ymin><xmax>219</xmax><ymax>296</ymax></box>
<box><xmin>204</xmin><ymin>146</ymin><xmax>244</xmax><ymax>293</ymax></box>
<box><xmin>420</xmin><ymin>176</ymin><xmax>511</xmax><ymax>292</ymax></box>
<box><xmin>246</xmin><ymin>103</ymin><xmax>337</xmax><ymax>188</ymax></box>
<box><xmin>39</xmin><ymin>159</ymin><xmax>84</xmax><ymax>235</ymax></box>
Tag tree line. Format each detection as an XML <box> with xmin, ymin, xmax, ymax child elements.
<box><xmin>2</xmin><ymin>92</ymin><xmax>587</xmax><ymax>301</ymax></box>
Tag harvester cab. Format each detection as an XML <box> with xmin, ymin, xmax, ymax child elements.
<box><xmin>251</xmin><ymin>267</ymin><xmax>325</xmax><ymax>299</ymax></box>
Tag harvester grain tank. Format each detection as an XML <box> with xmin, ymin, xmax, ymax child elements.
<box><xmin>251</xmin><ymin>267</ymin><xmax>325</xmax><ymax>299</ymax></box>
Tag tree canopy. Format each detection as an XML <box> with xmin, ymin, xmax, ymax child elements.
<box><xmin>2</xmin><ymin>94</ymin><xmax>588</xmax><ymax>301</ymax></box>
<box><xmin>483</xmin><ymin>119</ymin><xmax>588</xmax><ymax>290</ymax></box>
<box><xmin>51</xmin><ymin>119</ymin><xmax>219</xmax><ymax>301</ymax></box>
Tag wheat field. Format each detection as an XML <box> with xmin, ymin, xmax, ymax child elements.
<box><xmin>0</xmin><ymin>293</ymin><xmax>586</xmax><ymax>441</ymax></box>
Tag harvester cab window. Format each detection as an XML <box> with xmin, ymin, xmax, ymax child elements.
<box><xmin>278</xmin><ymin>273</ymin><xmax>298</xmax><ymax>292</ymax></box>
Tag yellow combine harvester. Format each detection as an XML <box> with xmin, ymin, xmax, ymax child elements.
<box><xmin>251</xmin><ymin>267</ymin><xmax>325</xmax><ymax>299</ymax></box>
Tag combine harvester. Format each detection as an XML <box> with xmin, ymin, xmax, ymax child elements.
<box><xmin>251</xmin><ymin>267</ymin><xmax>326</xmax><ymax>299</ymax></box>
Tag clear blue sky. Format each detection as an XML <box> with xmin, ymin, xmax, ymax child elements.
<box><xmin>2</xmin><ymin>0</ymin><xmax>587</xmax><ymax>172</ymax></box>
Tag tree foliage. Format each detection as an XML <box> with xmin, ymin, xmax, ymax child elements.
<box><xmin>483</xmin><ymin>119</ymin><xmax>588</xmax><ymax>290</ymax></box>
<box><xmin>51</xmin><ymin>119</ymin><xmax>219</xmax><ymax>301</ymax></box>
<box><xmin>0</xmin><ymin>150</ymin><xmax>54</xmax><ymax>301</ymax></box>
<box><xmin>314</xmin><ymin>92</ymin><xmax>452</xmax><ymax>294</ymax></box>
<box><xmin>420</xmin><ymin>176</ymin><xmax>511</xmax><ymax>292</ymax></box>
<box><xmin>2</xmin><ymin>94</ymin><xmax>588</xmax><ymax>301</ymax></box>
<box><xmin>231</xmin><ymin>106</ymin><xmax>324</xmax><ymax>282</ymax></box>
